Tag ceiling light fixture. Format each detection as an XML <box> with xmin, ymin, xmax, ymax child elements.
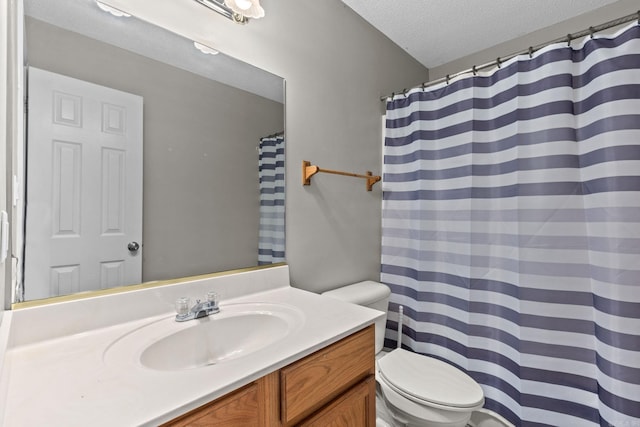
<box><xmin>193</xmin><ymin>42</ymin><xmax>220</xmax><ymax>55</ymax></box>
<box><xmin>95</xmin><ymin>1</ymin><xmax>131</xmax><ymax>17</ymax></box>
<box><xmin>194</xmin><ymin>0</ymin><xmax>263</xmax><ymax>24</ymax></box>
<box><xmin>224</xmin><ymin>0</ymin><xmax>264</xmax><ymax>19</ymax></box>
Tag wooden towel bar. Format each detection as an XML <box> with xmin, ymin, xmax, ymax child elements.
<box><xmin>302</xmin><ymin>160</ymin><xmax>381</xmax><ymax>191</ymax></box>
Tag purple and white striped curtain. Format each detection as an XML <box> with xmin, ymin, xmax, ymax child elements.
<box><xmin>258</xmin><ymin>135</ymin><xmax>285</xmax><ymax>265</ymax></box>
<box><xmin>382</xmin><ymin>23</ymin><xmax>640</xmax><ymax>426</ymax></box>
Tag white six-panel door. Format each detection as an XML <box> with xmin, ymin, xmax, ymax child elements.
<box><xmin>25</xmin><ymin>67</ymin><xmax>143</xmax><ymax>300</ymax></box>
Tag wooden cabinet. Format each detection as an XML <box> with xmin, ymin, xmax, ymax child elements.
<box><xmin>297</xmin><ymin>376</ymin><xmax>376</xmax><ymax>427</ymax></box>
<box><xmin>162</xmin><ymin>371</ymin><xmax>279</xmax><ymax>427</ymax></box>
<box><xmin>164</xmin><ymin>325</ymin><xmax>375</xmax><ymax>426</ymax></box>
<box><xmin>280</xmin><ymin>325</ymin><xmax>374</xmax><ymax>425</ymax></box>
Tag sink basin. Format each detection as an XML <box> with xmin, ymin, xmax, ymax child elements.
<box><xmin>104</xmin><ymin>302</ymin><xmax>304</xmax><ymax>371</ymax></box>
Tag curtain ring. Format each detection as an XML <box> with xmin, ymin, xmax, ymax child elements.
<box><xmin>496</xmin><ymin>57</ymin><xmax>501</xmax><ymax>68</ymax></box>
<box><xmin>421</xmin><ymin>82</ymin><xmax>426</xmax><ymax>91</ymax></box>
<box><xmin>402</xmin><ymin>88</ymin><xmax>408</xmax><ymax>98</ymax></box>
<box><xmin>567</xmin><ymin>34</ymin><xmax>572</xmax><ymax>46</ymax></box>
<box><xmin>528</xmin><ymin>46</ymin><xmax>534</xmax><ymax>58</ymax></box>
<box><xmin>446</xmin><ymin>74</ymin><xmax>450</xmax><ymax>85</ymax></box>
<box><xmin>589</xmin><ymin>26</ymin><xmax>595</xmax><ymax>39</ymax></box>
<box><xmin>472</xmin><ymin>65</ymin><xmax>477</xmax><ymax>76</ymax></box>
<box><xmin>391</xmin><ymin>92</ymin><xmax>395</xmax><ymax>99</ymax></box>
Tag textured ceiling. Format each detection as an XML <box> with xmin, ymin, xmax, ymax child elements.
<box><xmin>341</xmin><ymin>0</ymin><xmax>619</xmax><ymax>69</ymax></box>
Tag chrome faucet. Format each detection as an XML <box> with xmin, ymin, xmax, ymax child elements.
<box><xmin>175</xmin><ymin>291</ymin><xmax>220</xmax><ymax>322</ymax></box>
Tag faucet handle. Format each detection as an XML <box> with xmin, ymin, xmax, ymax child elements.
<box><xmin>206</xmin><ymin>291</ymin><xmax>220</xmax><ymax>313</ymax></box>
<box><xmin>207</xmin><ymin>291</ymin><xmax>219</xmax><ymax>306</ymax></box>
<box><xmin>175</xmin><ymin>297</ymin><xmax>190</xmax><ymax>317</ymax></box>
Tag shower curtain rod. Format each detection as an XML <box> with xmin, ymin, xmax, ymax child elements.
<box><xmin>262</xmin><ymin>130</ymin><xmax>285</xmax><ymax>139</ymax></box>
<box><xmin>380</xmin><ymin>10</ymin><xmax>640</xmax><ymax>101</ymax></box>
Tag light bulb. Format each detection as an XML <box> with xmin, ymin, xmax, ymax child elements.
<box><xmin>233</xmin><ymin>0</ymin><xmax>252</xmax><ymax>11</ymax></box>
<box><xmin>224</xmin><ymin>0</ymin><xmax>264</xmax><ymax>19</ymax></box>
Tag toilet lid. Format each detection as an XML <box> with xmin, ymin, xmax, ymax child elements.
<box><xmin>377</xmin><ymin>349</ymin><xmax>484</xmax><ymax>409</ymax></box>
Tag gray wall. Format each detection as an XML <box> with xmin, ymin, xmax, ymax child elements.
<box><xmin>26</xmin><ymin>17</ymin><xmax>284</xmax><ymax>283</ymax></box>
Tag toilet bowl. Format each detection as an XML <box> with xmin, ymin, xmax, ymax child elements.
<box><xmin>376</xmin><ymin>348</ymin><xmax>484</xmax><ymax>426</ymax></box>
<box><xmin>323</xmin><ymin>281</ymin><xmax>485</xmax><ymax>427</ymax></box>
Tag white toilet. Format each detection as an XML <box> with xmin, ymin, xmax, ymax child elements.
<box><xmin>323</xmin><ymin>281</ymin><xmax>485</xmax><ymax>427</ymax></box>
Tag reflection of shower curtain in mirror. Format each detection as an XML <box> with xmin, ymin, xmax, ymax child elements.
<box><xmin>258</xmin><ymin>135</ymin><xmax>285</xmax><ymax>265</ymax></box>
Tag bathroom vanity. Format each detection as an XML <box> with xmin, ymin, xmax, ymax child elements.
<box><xmin>165</xmin><ymin>326</ymin><xmax>375</xmax><ymax>426</ymax></box>
<box><xmin>0</xmin><ymin>266</ymin><xmax>381</xmax><ymax>426</ymax></box>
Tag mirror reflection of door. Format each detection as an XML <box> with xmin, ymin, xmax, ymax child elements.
<box><xmin>24</xmin><ymin>67</ymin><xmax>143</xmax><ymax>301</ymax></box>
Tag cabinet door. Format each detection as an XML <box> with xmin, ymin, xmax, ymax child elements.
<box><xmin>299</xmin><ymin>376</ymin><xmax>376</xmax><ymax>427</ymax></box>
<box><xmin>162</xmin><ymin>372</ymin><xmax>279</xmax><ymax>427</ymax></box>
<box><xmin>280</xmin><ymin>325</ymin><xmax>375</xmax><ymax>425</ymax></box>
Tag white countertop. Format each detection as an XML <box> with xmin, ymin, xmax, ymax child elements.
<box><xmin>0</xmin><ymin>266</ymin><xmax>382</xmax><ymax>426</ymax></box>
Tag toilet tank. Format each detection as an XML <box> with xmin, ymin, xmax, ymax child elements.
<box><xmin>322</xmin><ymin>281</ymin><xmax>391</xmax><ymax>354</ymax></box>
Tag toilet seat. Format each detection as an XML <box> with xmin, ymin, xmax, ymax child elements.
<box><xmin>377</xmin><ymin>349</ymin><xmax>484</xmax><ymax>410</ymax></box>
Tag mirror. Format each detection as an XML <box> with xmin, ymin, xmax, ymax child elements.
<box><xmin>18</xmin><ymin>0</ymin><xmax>285</xmax><ymax>303</ymax></box>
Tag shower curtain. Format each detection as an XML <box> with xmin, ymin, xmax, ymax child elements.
<box><xmin>382</xmin><ymin>23</ymin><xmax>640</xmax><ymax>426</ymax></box>
<box><xmin>258</xmin><ymin>134</ymin><xmax>285</xmax><ymax>265</ymax></box>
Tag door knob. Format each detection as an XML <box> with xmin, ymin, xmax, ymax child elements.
<box><xmin>128</xmin><ymin>241</ymin><xmax>140</xmax><ymax>252</ymax></box>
